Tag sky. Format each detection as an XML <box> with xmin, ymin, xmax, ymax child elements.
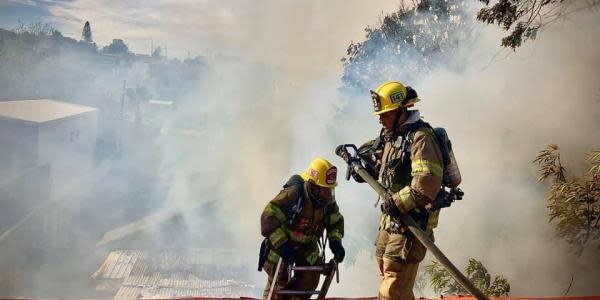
<box><xmin>0</xmin><ymin>0</ymin><xmax>401</xmax><ymax>80</ymax></box>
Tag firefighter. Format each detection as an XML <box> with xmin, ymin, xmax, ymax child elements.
<box><xmin>259</xmin><ymin>157</ymin><xmax>345</xmax><ymax>300</ymax></box>
<box><xmin>354</xmin><ymin>81</ymin><xmax>444</xmax><ymax>300</ymax></box>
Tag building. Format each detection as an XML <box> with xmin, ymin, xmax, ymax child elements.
<box><xmin>0</xmin><ymin>99</ymin><xmax>98</xmax><ymax>193</ymax></box>
<box><xmin>0</xmin><ymin>99</ymin><xmax>98</xmax><ymax>294</ymax></box>
<box><xmin>0</xmin><ymin>98</ymin><xmax>98</xmax><ymax>245</ymax></box>
<box><xmin>92</xmin><ymin>249</ymin><xmax>254</xmax><ymax>300</ymax></box>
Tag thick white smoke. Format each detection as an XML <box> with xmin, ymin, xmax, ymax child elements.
<box><xmin>1</xmin><ymin>1</ymin><xmax>599</xmax><ymax>298</ymax></box>
<box><xmin>93</xmin><ymin>4</ymin><xmax>600</xmax><ymax>297</ymax></box>
<box><xmin>328</xmin><ymin>8</ymin><xmax>600</xmax><ymax>298</ymax></box>
<box><xmin>188</xmin><ymin>5</ymin><xmax>600</xmax><ymax>297</ymax></box>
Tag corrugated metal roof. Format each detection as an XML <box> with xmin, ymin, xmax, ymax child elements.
<box><xmin>0</xmin><ymin>99</ymin><xmax>96</xmax><ymax>123</ymax></box>
<box><xmin>114</xmin><ymin>278</ymin><xmax>253</xmax><ymax>300</ymax></box>
<box><xmin>93</xmin><ymin>250</ymin><xmax>145</xmax><ymax>280</ymax></box>
<box><xmin>93</xmin><ymin>250</ymin><xmax>253</xmax><ymax>300</ymax></box>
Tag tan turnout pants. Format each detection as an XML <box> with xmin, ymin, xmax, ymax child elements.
<box><xmin>375</xmin><ymin>229</ymin><xmax>431</xmax><ymax>300</ymax></box>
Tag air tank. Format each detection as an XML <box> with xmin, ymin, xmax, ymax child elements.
<box><xmin>433</xmin><ymin>127</ymin><xmax>462</xmax><ymax>188</ymax></box>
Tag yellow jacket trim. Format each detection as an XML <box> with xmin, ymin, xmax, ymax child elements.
<box><xmin>269</xmin><ymin>227</ymin><xmax>288</xmax><ymax>248</ymax></box>
<box><xmin>411</xmin><ymin>159</ymin><xmax>443</xmax><ymax>178</ymax></box>
<box><xmin>427</xmin><ymin>209</ymin><xmax>440</xmax><ymax>231</ymax></box>
<box><xmin>267</xmin><ymin>249</ymin><xmax>280</xmax><ymax>264</ymax></box>
<box><xmin>264</xmin><ymin>203</ymin><xmax>287</xmax><ymax>223</ymax></box>
<box><xmin>394</xmin><ymin>186</ymin><xmax>417</xmax><ymax>213</ymax></box>
<box><xmin>327</xmin><ymin>229</ymin><xmax>343</xmax><ymax>241</ymax></box>
<box><xmin>306</xmin><ymin>250</ymin><xmax>321</xmax><ymax>265</ymax></box>
<box><xmin>379</xmin><ymin>214</ymin><xmax>390</xmax><ymax>230</ymax></box>
<box><xmin>327</xmin><ymin>211</ymin><xmax>343</xmax><ymax>226</ymax></box>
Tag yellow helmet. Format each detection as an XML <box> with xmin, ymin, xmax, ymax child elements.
<box><xmin>300</xmin><ymin>157</ymin><xmax>338</xmax><ymax>188</ymax></box>
<box><xmin>370</xmin><ymin>81</ymin><xmax>420</xmax><ymax>115</ymax></box>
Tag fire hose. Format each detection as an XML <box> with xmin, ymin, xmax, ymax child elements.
<box><xmin>335</xmin><ymin>144</ymin><xmax>488</xmax><ymax>300</ymax></box>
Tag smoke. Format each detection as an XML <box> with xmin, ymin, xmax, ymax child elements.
<box><xmin>416</xmin><ymin>11</ymin><xmax>600</xmax><ymax>295</ymax></box>
<box><xmin>333</xmin><ymin>8</ymin><xmax>600</xmax><ymax>299</ymax></box>
<box><xmin>1</xmin><ymin>0</ymin><xmax>600</xmax><ymax>298</ymax></box>
<box><xmin>327</xmin><ymin>6</ymin><xmax>600</xmax><ymax>297</ymax></box>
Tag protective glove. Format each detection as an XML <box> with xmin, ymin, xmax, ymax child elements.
<box><xmin>329</xmin><ymin>240</ymin><xmax>345</xmax><ymax>263</ymax></box>
<box><xmin>276</xmin><ymin>241</ymin><xmax>295</xmax><ymax>264</ymax></box>
<box><xmin>381</xmin><ymin>193</ymin><xmax>402</xmax><ymax>218</ymax></box>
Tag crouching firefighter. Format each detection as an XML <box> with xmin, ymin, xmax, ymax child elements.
<box><xmin>258</xmin><ymin>157</ymin><xmax>345</xmax><ymax>300</ymax></box>
<box><xmin>351</xmin><ymin>81</ymin><xmax>462</xmax><ymax>300</ymax></box>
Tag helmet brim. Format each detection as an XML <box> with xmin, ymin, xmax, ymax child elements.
<box><xmin>373</xmin><ymin>106</ymin><xmax>400</xmax><ymax>115</ymax></box>
<box><xmin>372</xmin><ymin>97</ymin><xmax>420</xmax><ymax>115</ymax></box>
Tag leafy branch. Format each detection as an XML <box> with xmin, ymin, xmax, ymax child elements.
<box><xmin>476</xmin><ymin>0</ymin><xmax>600</xmax><ymax>49</ymax></box>
<box><xmin>533</xmin><ymin>144</ymin><xmax>566</xmax><ymax>183</ymax></box>
<box><xmin>534</xmin><ymin>145</ymin><xmax>600</xmax><ymax>254</ymax></box>
<box><xmin>425</xmin><ymin>258</ymin><xmax>510</xmax><ymax>296</ymax></box>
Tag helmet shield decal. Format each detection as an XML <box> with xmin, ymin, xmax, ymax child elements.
<box><xmin>370</xmin><ymin>90</ymin><xmax>381</xmax><ymax>112</ymax></box>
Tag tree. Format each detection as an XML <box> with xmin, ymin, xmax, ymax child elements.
<box><xmin>425</xmin><ymin>258</ymin><xmax>510</xmax><ymax>296</ymax></box>
<box><xmin>340</xmin><ymin>0</ymin><xmax>473</xmax><ymax>92</ymax></box>
<box><xmin>152</xmin><ymin>46</ymin><xmax>162</xmax><ymax>58</ymax></box>
<box><xmin>103</xmin><ymin>39</ymin><xmax>129</xmax><ymax>55</ymax></box>
<box><xmin>81</xmin><ymin>21</ymin><xmax>92</xmax><ymax>43</ymax></box>
<box><xmin>126</xmin><ymin>86</ymin><xmax>151</xmax><ymax>124</ymax></box>
<box><xmin>13</xmin><ymin>21</ymin><xmax>56</xmax><ymax>36</ymax></box>
<box><xmin>534</xmin><ymin>144</ymin><xmax>600</xmax><ymax>254</ymax></box>
<box><xmin>476</xmin><ymin>0</ymin><xmax>599</xmax><ymax>49</ymax></box>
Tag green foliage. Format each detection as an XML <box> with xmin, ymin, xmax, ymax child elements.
<box><xmin>413</xmin><ymin>269</ymin><xmax>429</xmax><ymax>295</ymax></box>
<box><xmin>426</xmin><ymin>260</ymin><xmax>464</xmax><ymax>295</ymax></box>
<box><xmin>152</xmin><ymin>46</ymin><xmax>163</xmax><ymax>58</ymax></box>
<box><xmin>487</xmin><ymin>275</ymin><xmax>510</xmax><ymax>297</ymax></box>
<box><xmin>0</xmin><ymin>23</ymin><xmax>208</xmax><ymax>104</ymax></box>
<box><xmin>105</xmin><ymin>39</ymin><xmax>128</xmax><ymax>54</ymax></box>
<box><xmin>13</xmin><ymin>21</ymin><xmax>57</xmax><ymax>36</ymax></box>
<box><xmin>534</xmin><ymin>145</ymin><xmax>600</xmax><ymax>254</ymax></box>
<box><xmin>476</xmin><ymin>0</ymin><xmax>598</xmax><ymax>49</ymax></box>
<box><xmin>82</xmin><ymin>21</ymin><xmax>93</xmax><ymax>43</ymax></box>
<box><xmin>340</xmin><ymin>0</ymin><xmax>473</xmax><ymax>92</ymax></box>
<box><xmin>589</xmin><ymin>150</ymin><xmax>600</xmax><ymax>176</ymax></box>
<box><xmin>103</xmin><ymin>38</ymin><xmax>129</xmax><ymax>55</ymax></box>
<box><xmin>534</xmin><ymin>144</ymin><xmax>566</xmax><ymax>183</ymax></box>
<box><xmin>425</xmin><ymin>258</ymin><xmax>510</xmax><ymax>296</ymax></box>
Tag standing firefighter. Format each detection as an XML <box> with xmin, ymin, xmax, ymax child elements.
<box><xmin>354</xmin><ymin>81</ymin><xmax>448</xmax><ymax>300</ymax></box>
<box><xmin>259</xmin><ymin>157</ymin><xmax>345</xmax><ymax>300</ymax></box>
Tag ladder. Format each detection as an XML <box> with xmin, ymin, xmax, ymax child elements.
<box><xmin>266</xmin><ymin>258</ymin><xmax>339</xmax><ymax>300</ymax></box>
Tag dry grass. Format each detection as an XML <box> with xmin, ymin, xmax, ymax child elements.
<box><xmin>534</xmin><ymin>145</ymin><xmax>600</xmax><ymax>254</ymax></box>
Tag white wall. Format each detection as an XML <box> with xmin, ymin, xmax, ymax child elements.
<box><xmin>0</xmin><ymin>118</ymin><xmax>39</xmax><ymax>181</ymax></box>
<box><xmin>37</xmin><ymin>110</ymin><xmax>98</xmax><ymax>198</ymax></box>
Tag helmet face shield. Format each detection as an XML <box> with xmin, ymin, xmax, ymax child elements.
<box><xmin>325</xmin><ymin>167</ymin><xmax>337</xmax><ymax>186</ymax></box>
<box><xmin>309</xmin><ymin>183</ymin><xmax>334</xmax><ymax>208</ymax></box>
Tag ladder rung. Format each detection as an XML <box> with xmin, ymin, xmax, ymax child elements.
<box><xmin>290</xmin><ymin>266</ymin><xmax>325</xmax><ymax>272</ymax></box>
<box><xmin>277</xmin><ymin>290</ymin><xmax>321</xmax><ymax>295</ymax></box>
